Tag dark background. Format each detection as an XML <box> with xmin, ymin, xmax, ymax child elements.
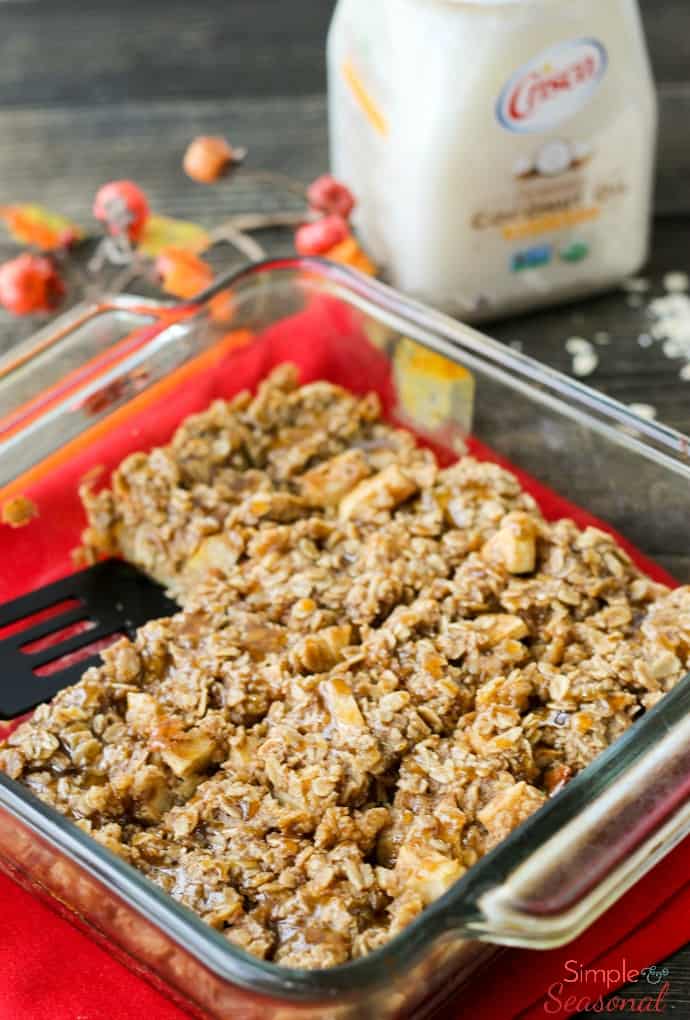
<box><xmin>1</xmin><ymin>2</ymin><xmax>690</xmax><ymax>1017</ymax></box>
<box><xmin>0</xmin><ymin>0</ymin><xmax>686</xmax><ymax>109</ymax></box>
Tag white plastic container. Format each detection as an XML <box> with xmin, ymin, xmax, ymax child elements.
<box><xmin>327</xmin><ymin>0</ymin><xmax>658</xmax><ymax>321</ymax></box>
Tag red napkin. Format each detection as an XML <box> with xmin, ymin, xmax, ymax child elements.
<box><xmin>0</xmin><ymin>292</ymin><xmax>686</xmax><ymax>1019</ymax></box>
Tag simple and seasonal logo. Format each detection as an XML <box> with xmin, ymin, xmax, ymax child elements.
<box><xmin>544</xmin><ymin>959</ymin><xmax>670</xmax><ymax>1014</ymax></box>
<box><xmin>497</xmin><ymin>39</ymin><xmax>608</xmax><ymax>133</ymax></box>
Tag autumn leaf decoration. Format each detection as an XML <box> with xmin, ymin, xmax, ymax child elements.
<box><xmin>0</xmin><ymin>204</ymin><xmax>84</xmax><ymax>251</ymax></box>
<box><xmin>138</xmin><ymin>215</ymin><xmax>211</xmax><ymax>258</ymax></box>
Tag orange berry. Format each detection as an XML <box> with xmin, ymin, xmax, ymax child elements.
<box><xmin>183</xmin><ymin>136</ymin><xmax>236</xmax><ymax>184</ymax></box>
<box><xmin>294</xmin><ymin>215</ymin><xmax>349</xmax><ymax>256</ymax></box>
<box><xmin>93</xmin><ymin>180</ymin><xmax>149</xmax><ymax>243</ymax></box>
<box><xmin>0</xmin><ymin>253</ymin><xmax>65</xmax><ymax>314</ymax></box>
<box><xmin>307</xmin><ymin>175</ymin><xmax>355</xmax><ymax>219</ymax></box>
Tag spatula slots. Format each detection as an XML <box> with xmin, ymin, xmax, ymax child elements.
<box><xmin>0</xmin><ymin>560</ymin><xmax>178</xmax><ymax>719</ymax></box>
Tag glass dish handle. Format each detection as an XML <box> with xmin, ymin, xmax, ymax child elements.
<box><xmin>456</xmin><ymin>676</ymin><xmax>690</xmax><ymax>948</ymax></box>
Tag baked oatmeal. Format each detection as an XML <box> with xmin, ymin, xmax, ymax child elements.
<box><xmin>3</xmin><ymin>364</ymin><xmax>690</xmax><ymax>969</ymax></box>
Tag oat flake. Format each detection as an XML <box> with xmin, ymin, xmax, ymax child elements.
<box><xmin>663</xmin><ymin>271</ymin><xmax>689</xmax><ymax>294</ymax></box>
<box><xmin>622</xmin><ymin>277</ymin><xmax>651</xmax><ymax>294</ymax></box>
<box><xmin>649</xmin><ymin>293</ymin><xmax>690</xmax><ymax>358</ymax></box>
<box><xmin>565</xmin><ymin>337</ymin><xmax>593</xmax><ymax>355</ymax></box>
<box><xmin>572</xmin><ymin>350</ymin><xmax>599</xmax><ymax>377</ymax></box>
<box><xmin>629</xmin><ymin>402</ymin><xmax>657</xmax><ymax>420</ymax></box>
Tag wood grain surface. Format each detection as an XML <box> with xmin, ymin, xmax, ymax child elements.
<box><xmin>0</xmin><ymin>2</ymin><xmax>689</xmax><ymax>1017</ymax></box>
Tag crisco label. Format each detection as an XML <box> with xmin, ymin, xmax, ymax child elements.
<box><xmin>497</xmin><ymin>39</ymin><xmax>608</xmax><ymax>134</ymax></box>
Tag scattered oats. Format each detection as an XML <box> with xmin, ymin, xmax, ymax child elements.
<box><xmin>629</xmin><ymin>402</ymin><xmax>657</xmax><ymax>421</ymax></box>
<box><xmin>622</xmin><ymin>276</ymin><xmax>651</xmax><ymax>294</ymax></box>
<box><xmin>637</xmin><ymin>333</ymin><xmax>653</xmax><ymax>348</ymax></box>
<box><xmin>680</xmin><ymin>363</ymin><xmax>690</xmax><ymax>382</ymax></box>
<box><xmin>649</xmin><ymin>293</ymin><xmax>690</xmax><ymax>330</ymax></box>
<box><xmin>650</xmin><ymin>293</ymin><xmax>690</xmax><ymax>315</ymax></box>
<box><xmin>663</xmin><ymin>340</ymin><xmax>683</xmax><ymax>359</ymax></box>
<box><xmin>647</xmin><ymin>294</ymin><xmax>690</xmax><ymax>362</ymax></box>
<box><xmin>627</xmin><ymin>294</ymin><xmax>644</xmax><ymax>309</ymax></box>
<box><xmin>572</xmin><ymin>350</ymin><xmax>599</xmax><ymax>378</ymax></box>
<box><xmin>663</xmin><ymin>271</ymin><xmax>689</xmax><ymax>294</ymax></box>
<box><xmin>565</xmin><ymin>337</ymin><xmax>593</xmax><ymax>355</ymax></box>
<box><xmin>594</xmin><ymin>331</ymin><xmax>610</xmax><ymax>346</ymax></box>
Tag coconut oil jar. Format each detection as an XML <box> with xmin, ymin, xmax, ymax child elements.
<box><xmin>327</xmin><ymin>0</ymin><xmax>657</xmax><ymax>320</ymax></box>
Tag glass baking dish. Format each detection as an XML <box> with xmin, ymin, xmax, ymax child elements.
<box><xmin>1</xmin><ymin>256</ymin><xmax>690</xmax><ymax>1020</ymax></box>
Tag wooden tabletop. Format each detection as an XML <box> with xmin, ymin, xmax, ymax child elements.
<box><xmin>0</xmin><ymin>1</ymin><xmax>689</xmax><ymax>1015</ymax></box>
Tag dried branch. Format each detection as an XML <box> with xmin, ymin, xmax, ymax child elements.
<box><xmin>241</xmin><ymin>170</ymin><xmax>308</xmax><ymax>200</ymax></box>
<box><xmin>212</xmin><ymin>223</ymin><xmax>267</xmax><ymax>262</ymax></box>
<box><xmin>215</xmin><ymin>210</ymin><xmax>312</xmax><ymax>234</ymax></box>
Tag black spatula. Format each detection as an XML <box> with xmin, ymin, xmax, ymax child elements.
<box><xmin>0</xmin><ymin>560</ymin><xmax>177</xmax><ymax>719</ymax></box>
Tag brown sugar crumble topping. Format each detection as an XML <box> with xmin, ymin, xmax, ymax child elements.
<box><xmin>3</xmin><ymin>364</ymin><xmax>690</xmax><ymax>969</ymax></box>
